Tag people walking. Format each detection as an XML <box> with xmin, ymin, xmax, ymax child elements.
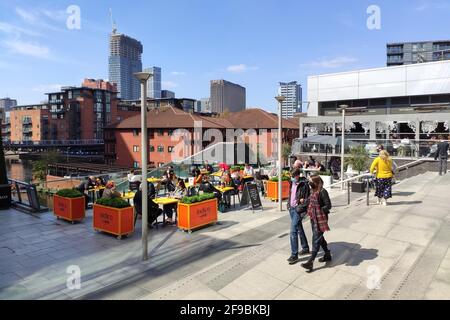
<box><xmin>287</xmin><ymin>169</ymin><xmax>310</xmax><ymax>265</ymax></box>
<box><xmin>301</xmin><ymin>175</ymin><xmax>332</xmax><ymax>272</ymax></box>
<box><xmin>435</xmin><ymin>135</ymin><xmax>449</xmax><ymax>176</ymax></box>
<box><xmin>370</xmin><ymin>150</ymin><xmax>394</xmax><ymax>206</ymax></box>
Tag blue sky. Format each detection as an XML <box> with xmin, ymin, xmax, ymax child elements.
<box><xmin>1</xmin><ymin>0</ymin><xmax>450</xmax><ymax>112</ymax></box>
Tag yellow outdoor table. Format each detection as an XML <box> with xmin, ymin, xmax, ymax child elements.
<box><xmin>211</xmin><ymin>171</ymin><xmax>224</xmax><ymax>177</ymax></box>
<box><xmin>215</xmin><ymin>186</ymin><xmax>235</xmax><ymax>193</ymax></box>
<box><xmin>88</xmin><ymin>186</ymin><xmax>106</xmax><ymax>192</ymax></box>
<box><xmin>153</xmin><ymin>197</ymin><xmax>179</xmax><ymax>205</ymax></box>
<box><xmin>147</xmin><ymin>178</ymin><xmax>162</xmax><ymax>183</ymax></box>
<box><xmin>122</xmin><ymin>192</ymin><xmax>136</xmax><ymax>201</ymax></box>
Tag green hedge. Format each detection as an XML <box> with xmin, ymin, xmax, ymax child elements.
<box><xmin>269</xmin><ymin>176</ymin><xmax>291</xmax><ymax>182</ymax></box>
<box><xmin>56</xmin><ymin>189</ymin><xmax>83</xmax><ymax>198</ymax></box>
<box><xmin>96</xmin><ymin>197</ymin><xmax>131</xmax><ymax>209</ymax></box>
<box><xmin>181</xmin><ymin>193</ymin><xmax>215</xmax><ymax>204</ymax></box>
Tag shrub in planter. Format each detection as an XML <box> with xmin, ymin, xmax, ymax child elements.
<box><xmin>181</xmin><ymin>193</ymin><xmax>215</xmax><ymax>204</ymax></box>
<box><xmin>56</xmin><ymin>189</ymin><xmax>83</xmax><ymax>198</ymax></box>
<box><xmin>95</xmin><ymin>197</ymin><xmax>131</xmax><ymax>208</ymax></box>
<box><xmin>93</xmin><ymin>197</ymin><xmax>133</xmax><ymax>239</ymax></box>
<box><xmin>53</xmin><ymin>188</ymin><xmax>85</xmax><ymax>223</ymax></box>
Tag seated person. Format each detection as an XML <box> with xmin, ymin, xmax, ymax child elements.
<box><xmin>204</xmin><ymin>160</ymin><xmax>214</xmax><ymax>174</ymax></box>
<box><xmin>95</xmin><ymin>177</ymin><xmax>106</xmax><ymax>198</ymax></box>
<box><xmin>243</xmin><ymin>164</ymin><xmax>254</xmax><ymax>177</ymax></box>
<box><xmin>133</xmin><ymin>182</ymin><xmax>163</xmax><ymax>228</ymax></box>
<box><xmin>231</xmin><ymin>169</ymin><xmax>241</xmax><ymax>186</ymax></box>
<box><xmin>75</xmin><ymin>176</ymin><xmax>96</xmax><ymax>208</ymax></box>
<box><xmin>163</xmin><ymin>179</ymin><xmax>188</xmax><ymax>224</ymax></box>
<box><xmin>166</xmin><ymin>171</ymin><xmax>177</xmax><ymax>193</ymax></box>
<box><xmin>315</xmin><ymin>161</ymin><xmax>326</xmax><ymax>172</ymax></box>
<box><xmin>199</xmin><ymin>175</ymin><xmax>222</xmax><ymax>202</ymax></box>
<box><xmin>101</xmin><ymin>181</ymin><xmax>121</xmax><ymax>199</ymax></box>
<box><xmin>303</xmin><ymin>161</ymin><xmax>310</xmax><ymax>169</ymax></box>
<box><xmin>194</xmin><ymin>168</ymin><xmax>203</xmax><ymax>185</ymax></box>
<box><xmin>221</xmin><ymin>171</ymin><xmax>236</xmax><ymax>208</ymax></box>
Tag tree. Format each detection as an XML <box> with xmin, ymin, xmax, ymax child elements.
<box><xmin>345</xmin><ymin>145</ymin><xmax>370</xmax><ymax>175</ymax></box>
<box><xmin>32</xmin><ymin>150</ymin><xmax>61</xmax><ymax>183</ymax></box>
<box><xmin>281</xmin><ymin>142</ymin><xmax>292</xmax><ymax>167</ymax></box>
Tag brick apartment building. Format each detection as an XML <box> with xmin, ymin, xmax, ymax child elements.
<box><xmin>105</xmin><ymin>106</ymin><xmax>299</xmax><ymax>168</ymax></box>
<box><xmin>7</xmin><ymin>79</ymin><xmax>128</xmax><ymax>143</ymax></box>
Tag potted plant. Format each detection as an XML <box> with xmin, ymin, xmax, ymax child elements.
<box><xmin>266</xmin><ymin>176</ymin><xmax>290</xmax><ymax>201</ymax></box>
<box><xmin>345</xmin><ymin>146</ymin><xmax>370</xmax><ymax>193</ymax></box>
<box><xmin>53</xmin><ymin>189</ymin><xmax>85</xmax><ymax>223</ymax></box>
<box><xmin>319</xmin><ymin>170</ymin><xmax>333</xmax><ymax>190</ymax></box>
<box><xmin>177</xmin><ymin>193</ymin><xmax>217</xmax><ymax>233</ymax></box>
<box><xmin>93</xmin><ymin>197</ymin><xmax>134</xmax><ymax>239</ymax></box>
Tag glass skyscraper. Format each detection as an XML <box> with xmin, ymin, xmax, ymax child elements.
<box><xmin>144</xmin><ymin>66</ymin><xmax>162</xmax><ymax>99</ymax></box>
<box><xmin>279</xmin><ymin>81</ymin><xmax>302</xmax><ymax>119</ymax></box>
<box><xmin>108</xmin><ymin>30</ymin><xmax>143</xmax><ymax>100</ymax></box>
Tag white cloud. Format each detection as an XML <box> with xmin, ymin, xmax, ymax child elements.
<box><xmin>226</xmin><ymin>64</ymin><xmax>259</xmax><ymax>73</ymax></box>
<box><xmin>171</xmin><ymin>71</ymin><xmax>186</xmax><ymax>76</ymax></box>
<box><xmin>15</xmin><ymin>8</ymin><xmax>37</xmax><ymax>24</ymax></box>
<box><xmin>15</xmin><ymin>6</ymin><xmax>68</xmax><ymax>32</ymax></box>
<box><xmin>414</xmin><ymin>1</ymin><xmax>449</xmax><ymax>11</ymax></box>
<box><xmin>301</xmin><ymin>56</ymin><xmax>358</xmax><ymax>69</ymax></box>
<box><xmin>32</xmin><ymin>84</ymin><xmax>63</xmax><ymax>92</ymax></box>
<box><xmin>3</xmin><ymin>39</ymin><xmax>50</xmax><ymax>59</ymax></box>
<box><xmin>162</xmin><ymin>81</ymin><xmax>179</xmax><ymax>89</ymax></box>
<box><xmin>0</xmin><ymin>22</ymin><xmax>40</xmax><ymax>37</ymax></box>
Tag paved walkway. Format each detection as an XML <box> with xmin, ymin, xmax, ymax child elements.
<box><xmin>1</xmin><ymin>173</ymin><xmax>449</xmax><ymax>299</ymax></box>
<box><xmin>140</xmin><ymin>173</ymin><xmax>450</xmax><ymax>300</ymax></box>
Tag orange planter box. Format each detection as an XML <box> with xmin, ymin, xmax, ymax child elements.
<box><xmin>177</xmin><ymin>198</ymin><xmax>218</xmax><ymax>233</ymax></box>
<box><xmin>266</xmin><ymin>180</ymin><xmax>290</xmax><ymax>200</ymax></box>
<box><xmin>93</xmin><ymin>204</ymin><xmax>134</xmax><ymax>239</ymax></box>
<box><xmin>53</xmin><ymin>195</ymin><xmax>85</xmax><ymax>223</ymax></box>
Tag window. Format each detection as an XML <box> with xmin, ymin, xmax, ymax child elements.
<box><xmin>168</xmin><ymin>130</ymin><xmax>174</xmax><ymax>136</ymax></box>
<box><xmin>149</xmin><ymin>145</ymin><xmax>155</xmax><ymax>152</ymax></box>
<box><xmin>157</xmin><ymin>129</ymin><xmax>164</xmax><ymax>136</ymax></box>
<box><xmin>133</xmin><ymin>161</ymin><xmax>139</xmax><ymax>168</ymax></box>
<box><xmin>157</xmin><ymin>146</ymin><xmax>164</xmax><ymax>153</ymax></box>
<box><xmin>133</xmin><ymin>145</ymin><xmax>140</xmax><ymax>152</ymax></box>
<box><xmin>133</xmin><ymin>129</ymin><xmax>139</xmax><ymax>136</ymax></box>
<box><xmin>168</xmin><ymin>146</ymin><xmax>174</xmax><ymax>153</ymax></box>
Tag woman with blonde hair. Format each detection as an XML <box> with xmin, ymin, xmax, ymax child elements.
<box><xmin>370</xmin><ymin>150</ymin><xmax>394</xmax><ymax>206</ymax></box>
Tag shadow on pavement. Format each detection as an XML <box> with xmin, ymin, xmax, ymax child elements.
<box><xmin>388</xmin><ymin>200</ymin><xmax>422</xmax><ymax>206</ymax></box>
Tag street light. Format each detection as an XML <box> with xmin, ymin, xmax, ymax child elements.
<box><xmin>337</xmin><ymin>104</ymin><xmax>348</xmax><ymax>190</ymax></box>
<box><xmin>275</xmin><ymin>95</ymin><xmax>286</xmax><ymax>212</ymax></box>
<box><xmin>134</xmin><ymin>71</ymin><xmax>152</xmax><ymax>261</ymax></box>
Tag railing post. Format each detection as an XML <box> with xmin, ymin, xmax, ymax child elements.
<box><xmin>366</xmin><ymin>177</ymin><xmax>370</xmax><ymax>206</ymax></box>
<box><xmin>347</xmin><ymin>181</ymin><xmax>350</xmax><ymax>205</ymax></box>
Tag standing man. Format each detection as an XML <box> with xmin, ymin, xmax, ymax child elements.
<box><xmin>287</xmin><ymin>169</ymin><xmax>310</xmax><ymax>265</ymax></box>
<box><xmin>435</xmin><ymin>135</ymin><xmax>449</xmax><ymax>176</ymax></box>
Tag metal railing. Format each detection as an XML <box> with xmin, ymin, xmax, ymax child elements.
<box><xmin>4</xmin><ymin>139</ymin><xmax>104</xmax><ymax>147</ymax></box>
<box><xmin>9</xmin><ymin>178</ymin><xmax>47</xmax><ymax>213</ymax></box>
<box><xmin>329</xmin><ymin>158</ymin><xmax>427</xmax><ymax>207</ymax></box>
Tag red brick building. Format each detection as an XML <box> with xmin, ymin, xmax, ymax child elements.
<box><xmin>105</xmin><ymin>106</ymin><xmax>299</xmax><ymax>168</ymax></box>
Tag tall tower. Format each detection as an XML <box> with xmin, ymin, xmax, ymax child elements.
<box><xmin>108</xmin><ymin>16</ymin><xmax>143</xmax><ymax>100</ymax></box>
<box><xmin>278</xmin><ymin>81</ymin><xmax>302</xmax><ymax>118</ymax></box>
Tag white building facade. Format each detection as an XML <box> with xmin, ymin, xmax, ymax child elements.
<box><xmin>301</xmin><ymin>61</ymin><xmax>450</xmax><ymax>157</ymax></box>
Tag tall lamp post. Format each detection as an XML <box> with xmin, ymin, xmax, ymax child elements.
<box><xmin>338</xmin><ymin>105</ymin><xmax>348</xmax><ymax>190</ymax></box>
<box><xmin>275</xmin><ymin>95</ymin><xmax>286</xmax><ymax>212</ymax></box>
<box><xmin>134</xmin><ymin>72</ymin><xmax>152</xmax><ymax>261</ymax></box>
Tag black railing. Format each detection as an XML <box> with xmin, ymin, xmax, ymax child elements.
<box><xmin>8</xmin><ymin>179</ymin><xmax>48</xmax><ymax>213</ymax></box>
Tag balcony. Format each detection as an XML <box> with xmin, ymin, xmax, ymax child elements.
<box><xmin>22</xmin><ymin>120</ymin><xmax>32</xmax><ymax>125</ymax></box>
<box><xmin>387</xmin><ymin>47</ymin><xmax>403</xmax><ymax>54</ymax></box>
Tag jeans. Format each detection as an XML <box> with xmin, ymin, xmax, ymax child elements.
<box><xmin>439</xmin><ymin>157</ymin><xmax>448</xmax><ymax>175</ymax></box>
<box><xmin>309</xmin><ymin>220</ymin><xmax>329</xmax><ymax>261</ymax></box>
<box><xmin>289</xmin><ymin>207</ymin><xmax>309</xmax><ymax>256</ymax></box>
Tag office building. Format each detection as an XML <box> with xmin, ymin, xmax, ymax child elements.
<box><xmin>143</xmin><ymin>66</ymin><xmax>162</xmax><ymax>99</ymax></box>
<box><xmin>0</xmin><ymin>98</ymin><xmax>17</xmax><ymax>111</ymax></box>
<box><xmin>108</xmin><ymin>29</ymin><xmax>143</xmax><ymax>100</ymax></box>
<box><xmin>196</xmin><ymin>98</ymin><xmax>211</xmax><ymax>113</ymax></box>
<box><xmin>387</xmin><ymin>40</ymin><xmax>450</xmax><ymax>66</ymax></box>
<box><xmin>161</xmin><ymin>90</ymin><xmax>175</xmax><ymax>99</ymax></box>
<box><xmin>302</xmin><ymin>60</ymin><xmax>450</xmax><ymax>145</ymax></box>
<box><xmin>210</xmin><ymin>80</ymin><xmax>246</xmax><ymax>113</ymax></box>
<box><xmin>279</xmin><ymin>81</ymin><xmax>302</xmax><ymax>118</ymax></box>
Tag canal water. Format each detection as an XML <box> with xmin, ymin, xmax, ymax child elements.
<box><xmin>6</xmin><ymin>159</ymin><xmax>34</xmax><ymax>183</ymax></box>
